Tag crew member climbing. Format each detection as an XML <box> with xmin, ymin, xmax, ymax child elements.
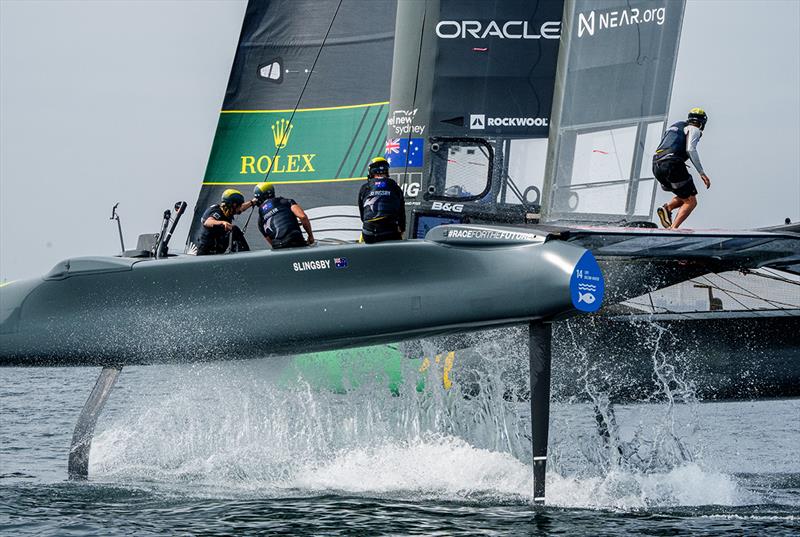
<box><xmin>358</xmin><ymin>157</ymin><xmax>406</xmax><ymax>243</ymax></box>
<box><xmin>253</xmin><ymin>182</ymin><xmax>315</xmax><ymax>249</ymax></box>
<box><xmin>195</xmin><ymin>189</ymin><xmax>257</xmax><ymax>255</ymax></box>
<box><xmin>653</xmin><ymin>108</ymin><xmax>712</xmax><ymax>229</ymax></box>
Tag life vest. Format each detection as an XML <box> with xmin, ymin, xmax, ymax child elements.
<box><xmin>654</xmin><ymin>121</ymin><xmax>689</xmax><ymax>162</ymax></box>
<box><xmin>196</xmin><ymin>204</ymin><xmax>233</xmax><ymax>254</ymax></box>
<box><xmin>361</xmin><ymin>178</ymin><xmax>403</xmax><ymax>230</ymax></box>
<box><xmin>258</xmin><ymin>197</ymin><xmax>302</xmax><ymax>242</ymax></box>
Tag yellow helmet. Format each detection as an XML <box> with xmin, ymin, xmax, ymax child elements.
<box><xmin>368</xmin><ymin>156</ymin><xmax>390</xmax><ymax>177</ymax></box>
<box><xmin>253</xmin><ymin>182</ymin><xmax>275</xmax><ymax>203</ymax></box>
<box><xmin>221</xmin><ymin>189</ymin><xmax>245</xmax><ymax>206</ymax></box>
<box><xmin>688</xmin><ymin>107</ymin><xmax>708</xmax><ymax>130</ymax></box>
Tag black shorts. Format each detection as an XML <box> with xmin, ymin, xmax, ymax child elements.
<box><xmin>272</xmin><ymin>231</ymin><xmax>307</xmax><ymax>250</ymax></box>
<box><xmin>653</xmin><ymin>159</ymin><xmax>697</xmax><ymax>199</ymax></box>
<box><xmin>362</xmin><ymin>231</ymin><xmax>403</xmax><ymax>244</ymax></box>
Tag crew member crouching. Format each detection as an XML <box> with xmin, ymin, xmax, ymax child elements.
<box><xmin>358</xmin><ymin>157</ymin><xmax>405</xmax><ymax>243</ymax></box>
<box><xmin>253</xmin><ymin>182</ymin><xmax>315</xmax><ymax>249</ymax></box>
<box><xmin>196</xmin><ymin>189</ymin><xmax>256</xmax><ymax>255</ymax></box>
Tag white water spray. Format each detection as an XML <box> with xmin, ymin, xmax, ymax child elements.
<box><xmin>91</xmin><ymin>328</ymin><xmax>754</xmax><ymax>508</ymax></box>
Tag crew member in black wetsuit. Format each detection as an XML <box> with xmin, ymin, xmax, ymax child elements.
<box><xmin>358</xmin><ymin>157</ymin><xmax>405</xmax><ymax>243</ymax></box>
<box><xmin>653</xmin><ymin>108</ymin><xmax>711</xmax><ymax>229</ymax></box>
<box><xmin>253</xmin><ymin>182</ymin><xmax>314</xmax><ymax>249</ymax></box>
<box><xmin>196</xmin><ymin>189</ymin><xmax>258</xmax><ymax>255</ymax></box>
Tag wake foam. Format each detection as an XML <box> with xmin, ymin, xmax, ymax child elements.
<box><xmin>90</xmin><ymin>337</ymin><xmax>755</xmax><ymax>509</ymax></box>
<box><xmin>293</xmin><ymin>435</ymin><xmax>532</xmax><ymax>501</ymax></box>
<box><xmin>548</xmin><ymin>464</ymin><xmax>746</xmax><ymax>509</ymax></box>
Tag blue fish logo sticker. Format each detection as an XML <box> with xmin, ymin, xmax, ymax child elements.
<box><xmin>570</xmin><ymin>251</ymin><xmax>604</xmax><ymax>313</ymax></box>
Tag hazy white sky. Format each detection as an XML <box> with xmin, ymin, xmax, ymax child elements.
<box><xmin>1</xmin><ymin>0</ymin><xmax>798</xmax><ymax>281</ymax></box>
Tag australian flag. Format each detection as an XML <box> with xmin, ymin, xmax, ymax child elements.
<box><xmin>385</xmin><ymin>137</ymin><xmax>424</xmax><ymax>168</ymax></box>
<box><xmin>334</xmin><ymin>257</ymin><xmax>348</xmax><ymax>269</ymax></box>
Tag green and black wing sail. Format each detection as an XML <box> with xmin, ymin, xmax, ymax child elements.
<box><xmin>188</xmin><ymin>0</ymin><xmax>396</xmax><ymax>251</ymax></box>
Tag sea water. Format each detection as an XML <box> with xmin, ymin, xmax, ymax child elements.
<box><xmin>1</xmin><ymin>338</ymin><xmax>798</xmax><ymax>535</ymax></box>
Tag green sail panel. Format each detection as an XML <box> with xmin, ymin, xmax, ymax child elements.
<box><xmin>203</xmin><ymin>103</ymin><xmax>390</xmax><ymax>186</ymax></box>
<box><xmin>188</xmin><ymin>0</ymin><xmax>396</xmax><ymax>249</ymax></box>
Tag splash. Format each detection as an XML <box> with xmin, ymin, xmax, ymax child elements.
<box><xmin>91</xmin><ymin>329</ymin><xmax>753</xmax><ymax>509</ymax></box>
<box><xmin>548</xmin><ymin>464</ymin><xmax>745</xmax><ymax>509</ymax></box>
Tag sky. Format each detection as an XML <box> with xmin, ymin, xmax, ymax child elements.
<box><xmin>1</xmin><ymin>0</ymin><xmax>798</xmax><ymax>282</ymax></box>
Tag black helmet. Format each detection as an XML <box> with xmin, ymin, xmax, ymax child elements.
<box><xmin>368</xmin><ymin>156</ymin><xmax>390</xmax><ymax>177</ymax></box>
<box><xmin>221</xmin><ymin>189</ymin><xmax>245</xmax><ymax>207</ymax></box>
<box><xmin>253</xmin><ymin>182</ymin><xmax>275</xmax><ymax>203</ymax></box>
<box><xmin>687</xmin><ymin>107</ymin><xmax>708</xmax><ymax>130</ymax></box>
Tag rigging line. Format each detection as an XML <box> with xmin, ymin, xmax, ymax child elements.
<box><xmin>713</xmin><ymin>272</ymin><xmax>798</xmax><ymax>310</ymax></box>
<box><xmin>240</xmin><ymin>0</ymin><xmax>343</xmax><ymax>235</ymax></box>
<box><xmin>241</xmin><ymin>205</ymin><xmax>255</xmax><ymax>233</ymax></box>
<box><xmin>752</xmin><ymin>268</ymin><xmax>800</xmax><ymax>287</ymax></box>
<box><xmin>609</xmin><ymin>128</ymin><xmax>625</xmax><ymax>180</ymax></box>
<box><xmin>622</xmin><ymin>295</ymin><xmax>678</xmax><ymax>315</ymax></box>
<box><xmin>690</xmin><ymin>275</ymin><xmax>749</xmax><ymax>311</ymax></box>
<box><xmin>502</xmin><ymin>171</ymin><xmax>532</xmax><ymax>210</ymax></box>
<box><xmin>705</xmin><ymin>285</ymin><xmax>797</xmax><ymax>310</ymax></box>
<box><xmin>690</xmin><ymin>274</ymin><xmax>796</xmax><ymax>311</ymax></box>
<box><xmin>697</xmin><ymin>273</ymin><xmax>768</xmax><ymax>309</ymax></box>
<box><xmin>262</xmin><ymin>0</ymin><xmax>344</xmax><ymax>186</ymax></box>
<box><xmin>402</xmin><ymin>1</ymin><xmax>428</xmax><ymax>179</ymax></box>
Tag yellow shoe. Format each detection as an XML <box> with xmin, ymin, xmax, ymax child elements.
<box><xmin>656</xmin><ymin>205</ymin><xmax>673</xmax><ymax>228</ymax></box>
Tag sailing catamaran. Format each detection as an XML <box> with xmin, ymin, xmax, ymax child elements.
<box><xmin>188</xmin><ymin>0</ymin><xmax>799</xmax><ymax>397</ymax></box>
<box><xmin>1</xmin><ymin>0</ymin><xmax>798</xmax><ymax>504</ymax></box>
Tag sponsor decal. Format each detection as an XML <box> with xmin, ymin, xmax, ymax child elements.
<box><xmin>391</xmin><ymin>172</ymin><xmax>423</xmax><ymax>197</ymax></box>
<box><xmin>432</xmin><ymin>201</ymin><xmax>464</xmax><ymax>213</ymax></box>
<box><xmin>577</xmin><ymin>6</ymin><xmax>666</xmax><ymax>38</ymax></box>
<box><xmin>258</xmin><ymin>58</ymin><xmax>283</xmax><ymax>83</ymax></box>
<box><xmin>436</xmin><ymin>20</ymin><xmax>561</xmax><ymax>40</ymax></box>
<box><xmin>334</xmin><ymin>257</ymin><xmax>348</xmax><ymax>269</ymax></box>
<box><xmin>470</xmin><ymin>114</ymin><xmax>485</xmax><ymax>129</ymax></box>
<box><xmin>385</xmin><ymin>137</ymin><xmax>424</xmax><ymax>168</ymax></box>
<box><xmin>272</xmin><ymin>118</ymin><xmax>292</xmax><ymax>148</ymax></box>
<box><xmin>400</xmin><ymin>182</ymin><xmax>421</xmax><ymax>197</ymax></box>
<box><xmin>240</xmin><ymin>118</ymin><xmax>317</xmax><ymax>175</ymax></box>
<box><xmin>387</xmin><ymin>109</ymin><xmax>426</xmax><ymax>136</ymax></box>
<box><xmin>293</xmin><ymin>259</ymin><xmax>331</xmax><ymax>272</ymax></box>
<box><xmin>385</xmin><ymin>138</ymin><xmax>400</xmax><ymax>154</ymax></box>
<box><xmin>208</xmin><ymin>101</ymin><xmax>389</xmax><ymax>183</ymax></box>
<box><xmin>570</xmin><ymin>252</ymin><xmax>604</xmax><ymax>313</ymax></box>
<box><xmin>470</xmin><ymin>115</ymin><xmax>549</xmax><ymax>129</ymax></box>
<box><xmin>444</xmin><ymin>228</ymin><xmax>539</xmax><ymax>241</ymax></box>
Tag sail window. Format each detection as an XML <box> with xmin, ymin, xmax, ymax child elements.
<box><xmin>427</xmin><ymin>138</ymin><xmax>493</xmax><ymax>201</ymax></box>
<box><xmin>571</xmin><ymin>125</ymin><xmax>637</xmax><ymax>185</ymax></box>
<box><xmin>548</xmin><ymin>119</ymin><xmax>666</xmax><ymax>219</ymax></box>
<box><xmin>503</xmin><ymin>138</ymin><xmax>548</xmax><ymax>206</ymax></box>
